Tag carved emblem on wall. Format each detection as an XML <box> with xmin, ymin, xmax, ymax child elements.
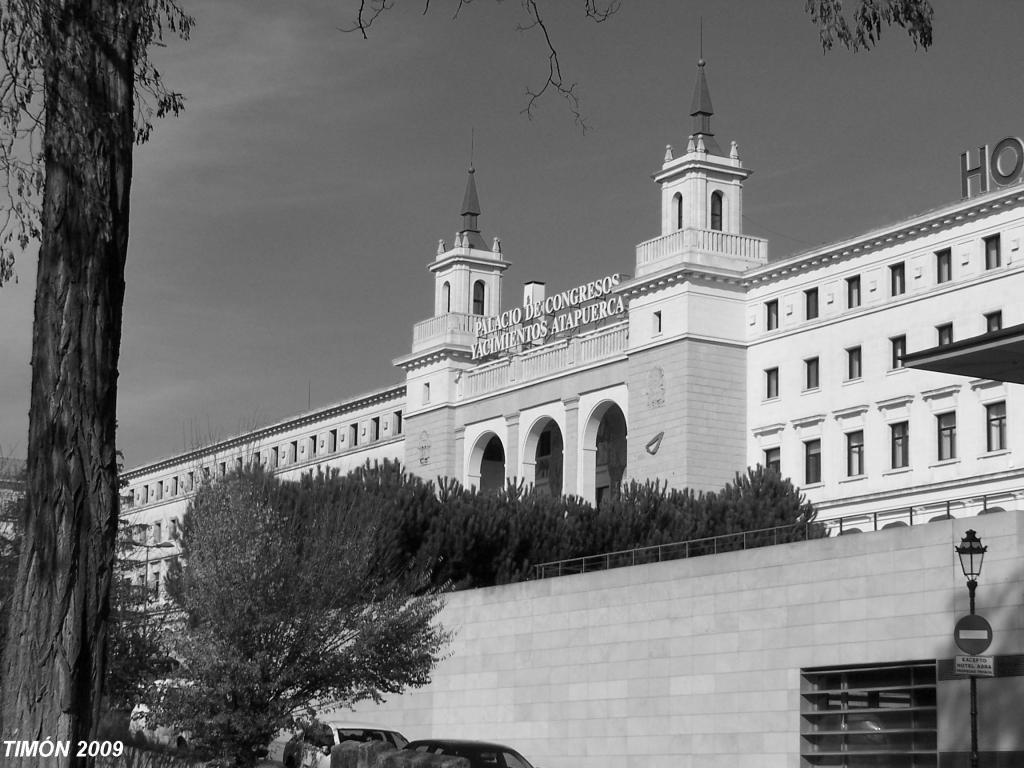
<box><xmin>418</xmin><ymin>430</ymin><xmax>431</xmax><ymax>465</ymax></box>
<box><xmin>647</xmin><ymin>366</ymin><xmax>665</xmax><ymax>408</ymax></box>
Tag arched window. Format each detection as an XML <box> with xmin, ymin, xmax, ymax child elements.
<box><xmin>710</xmin><ymin>191</ymin><xmax>723</xmax><ymax>231</ymax></box>
<box><xmin>673</xmin><ymin>192</ymin><xmax>683</xmax><ymax>230</ymax></box>
<box><xmin>472</xmin><ymin>280</ymin><xmax>485</xmax><ymax>315</ymax></box>
<box><xmin>442</xmin><ymin>281</ymin><xmax>451</xmax><ymax>313</ymax></box>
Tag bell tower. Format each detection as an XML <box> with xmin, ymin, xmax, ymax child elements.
<box><xmin>429</xmin><ymin>166</ymin><xmax>508</xmax><ymax>319</ymax></box>
<box><xmin>655</xmin><ymin>58</ymin><xmax>751</xmax><ymax>237</ymax></box>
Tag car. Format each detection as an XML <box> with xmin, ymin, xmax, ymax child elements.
<box><xmin>405</xmin><ymin>739</ymin><xmax>537</xmax><ymax>768</ymax></box>
<box><xmin>128</xmin><ymin>680</ymin><xmax>193</xmax><ymax>751</ymax></box>
<box><xmin>277</xmin><ymin>718</ymin><xmax>409</xmax><ymax>768</ymax></box>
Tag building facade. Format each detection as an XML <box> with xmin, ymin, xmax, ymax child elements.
<box><xmin>121</xmin><ymin>61</ymin><xmax>1024</xmax><ymax>593</ymax></box>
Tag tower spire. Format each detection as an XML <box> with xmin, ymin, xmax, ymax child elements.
<box><xmin>689</xmin><ymin>50</ymin><xmax>721</xmax><ymax>156</ymax></box>
<box><xmin>459</xmin><ymin>166</ymin><xmax>487</xmax><ymax>250</ymax></box>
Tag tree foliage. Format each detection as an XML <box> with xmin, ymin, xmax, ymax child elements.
<box><xmin>335</xmin><ymin>460</ymin><xmax>821</xmax><ymax>591</ymax></box>
<box><xmin>104</xmin><ymin>525</ymin><xmax>177</xmax><ymax>713</ymax></box>
<box><xmin>149</xmin><ymin>468</ymin><xmax>450</xmax><ymax>767</ymax></box>
<box><xmin>805</xmin><ymin>0</ymin><xmax>934</xmax><ymax>51</ymax></box>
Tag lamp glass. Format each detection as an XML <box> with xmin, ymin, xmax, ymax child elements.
<box><xmin>956</xmin><ymin>529</ymin><xmax>986</xmax><ymax>581</ymax></box>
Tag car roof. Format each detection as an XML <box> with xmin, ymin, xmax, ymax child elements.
<box><xmin>407</xmin><ymin>740</ymin><xmax>520</xmax><ymax>751</ymax></box>
<box><xmin>315</xmin><ymin>719</ymin><xmax>403</xmax><ymax>732</ymax></box>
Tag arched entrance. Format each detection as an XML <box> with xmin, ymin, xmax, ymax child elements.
<box><xmin>475</xmin><ymin>434</ymin><xmax>505</xmax><ymax>492</ymax></box>
<box><xmin>523</xmin><ymin>418</ymin><xmax>564</xmax><ymax>497</ymax></box>
<box><xmin>581</xmin><ymin>401</ymin><xmax>627</xmax><ymax>505</ymax></box>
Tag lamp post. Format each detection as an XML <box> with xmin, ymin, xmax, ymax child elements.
<box><xmin>955</xmin><ymin>529</ymin><xmax>987</xmax><ymax>768</ymax></box>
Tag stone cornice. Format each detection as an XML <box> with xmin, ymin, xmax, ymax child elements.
<box><xmin>744</xmin><ymin>184</ymin><xmax>1024</xmax><ymax>286</ymax></box>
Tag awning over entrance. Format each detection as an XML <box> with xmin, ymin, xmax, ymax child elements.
<box><xmin>902</xmin><ymin>322</ymin><xmax>1024</xmax><ymax>384</ymax></box>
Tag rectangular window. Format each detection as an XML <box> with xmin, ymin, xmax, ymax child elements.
<box><xmin>350</xmin><ymin>424</ymin><xmax>359</xmax><ymax>447</ymax></box>
<box><xmin>371</xmin><ymin>416</ymin><xmax>381</xmax><ymax>441</ymax></box>
<box><xmin>937</xmin><ymin>323</ymin><xmax>953</xmax><ymax>346</ymax></box>
<box><xmin>935</xmin><ymin>248</ymin><xmax>952</xmax><ymax>283</ymax></box>
<box><xmin>891</xmin><ymin>421</ymin><xmax>909</xmax><ymax>469</ymax></box>
<box><xmin>423</xmin><ymin>382</ymin><xmax>431</xmax><ymax>404</ymax></box>
<box><xmin>846</xmin><ymin>276</ymin><xmax>861</xmax><ymax>308</ymax></box>
<box><xmin>328</xmin><ymin>429</ymin><xmax>338</xmax><ymax>453</ymax></box>
<box><xmin>846</xmin><ymin>346</ymin><xmax>862</xmax><ymax>380</ymax></box>
<box><xmin>805</xmin><ymin>288</ymin><xmax>819</xmax><ymax>320</ymax></box>
<box><xmin>764</xmin><ymin>447</ymin><xmax>781</xmax><ymax>474</ymax></box>
<box><xmin>765</xmin><ymin>367</ymin><xmax>779</xmax><ymax>399</ymax></box>
<box><xmin>937</xmin><ymin>412</ymin><xmax>957</xmax><ymax>461</ymax></box>
<box><xmin>985</xmin><ymin>234</ymin><xmax>1001</xmax><ymax>269</ymax></box>
<box><xmin>171</xmin><ymin>477</ymin><xmax>179</xmax><ymax>496</ymax></box>
<box><xmin>800</xmin><ymin>661</ymin><xmax>937</xmax><ymax>765</ymax></box>
<box><xmin>890</xmin><ymin>335</ymin><xmax>906</xmax><ymax>370</ymax></box>
<box><xmin>218</xmin><ymin>461</ymin><xmax>226</xmax><ymax>477</ymax></box>
<box><xmin>155</xmin><ymin>483</ymin><xmax>162</xmax><ymax>502</ymax></box>
<box><xmin>765</xmin><ymin>299</ymin><xmax>779</xmax><ymax>331</ymax></box>
<box><xmin>235</xmin><ymin>457</ymin><xmax>243</xmax><ymax>473</ymax></box>
<box><xmin>271</xmin><ymin>447</ymin><xmax>279</xmax><ymax>469</ymax></box>
<box><xmin>889</xmin><ymin>262</ymin><xmax>906</xmax><ymax>296</ymax></box>
<box><xmin>846</xmin><ymin>430</ymin><xmax>864</xmax><ymax>477</ymax></box>
<box><xmin>153</xmin><ymin>521</ymin><xmax>162</xmax><ymax>543</ymax></box>
<box><xmin>652</xmin><ymin>310</ymin><xmax>662</xmax><ymax>334</ymax></box>
<box><xmin>187</xmin><ymin>471</ymin><xmax>194</xmax><ymax>491</ymax></box>
<box><xmin>151</xmin><ymin>570</ymin><xmax>161</xmax><ymax>601</ymax></box>
<box><xmin>804</xmin><ymin>357</ymin><xmax>819</xmax><ymax>390</ymax></box>
<box><xmin>805</xmin><ymin>440</ymin><xmax>822</xmax><ymax>484</ymax></box>
<box><xmin>289</xmin><ymin>441</ymin><xmax>298</xmax><ymax>463</ymax></box>
<box><xmin>310</xmin><ymin>436</ymin><xmax>318</xmax><ymax>457</ymax></box>
<box><xmin>170</xmin><ymin>518</ymin><xmax>179</xmax><ymax>539</ymax></box>
<box><xmin>985</xmin><ymin>310</ymin><xmax>1002</xmax><ymax>333</ymax></box>
<box><xmin>394</xmin><ymin>411</ymin><xmax>403</xmax><ymax>435</ymax></box>
<box><xmin>986</xmin><ymin>401</ymin><xmax>1006</xmax><ymax>452</ymax></box>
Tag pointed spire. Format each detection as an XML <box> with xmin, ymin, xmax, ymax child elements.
<box><xmin>688</xmin><ymin>58</ymin><xmax>722</xmax><ymax>156</ymax></box>
<box><xmin>458</xmin><ymin>166</ymin><xmax>488</xmax><ymax>250</ymax></box>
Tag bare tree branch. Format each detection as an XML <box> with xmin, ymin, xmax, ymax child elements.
<box><xmin>339</xmin><ymin>0</ymin><xmax>621</xmax><ymax>131</ymax></box>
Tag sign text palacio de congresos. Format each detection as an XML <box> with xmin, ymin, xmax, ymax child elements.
<box><xmin>472</xmin><ymin>273</ymin><xmax>625</xmax><ymax>359</ymax></box>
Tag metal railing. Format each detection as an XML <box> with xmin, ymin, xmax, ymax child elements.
<box><xmin>532</xmin><ymin>489</ymin><xmax>1020</xmax><ymax>580</ymax></box>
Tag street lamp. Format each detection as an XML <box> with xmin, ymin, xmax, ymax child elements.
<box><xmin>955</xmin><ymin>529</ymin><xmax>987</xmax><ymax>768</ymax></box>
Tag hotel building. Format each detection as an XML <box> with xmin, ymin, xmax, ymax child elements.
<box><xmin>123</xmin><ymin>60</ymin><xmax>1024</xmax><ymax>545</ymax></box>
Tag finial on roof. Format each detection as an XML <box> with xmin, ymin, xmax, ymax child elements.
<box><xmin>457</xmin><ymin>165</ymin><xmax>488</xmax><ymax>249</ymax></box>
<box><xmin>664</xmin><ymin>144</ymin><xmax>674</xmax><ymax>162</ymax></box>
<box><xmin>688</xmin><ymin>53</ymin><xmax>722</xmax><ymax>156</ymax></box>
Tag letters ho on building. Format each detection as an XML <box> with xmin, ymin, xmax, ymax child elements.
<box><xmin>123</xmin><ymin>61</ymin><xmax>1024</xmax><ymax>767</ymax></box>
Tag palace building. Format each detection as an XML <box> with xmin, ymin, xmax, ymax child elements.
<box><xmin>121</xmin><ymin>59</ymin><xmax>1024</xmax><ymax>592</ymax></box>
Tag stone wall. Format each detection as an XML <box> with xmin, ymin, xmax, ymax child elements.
<box><xmin>350</xmin><ymin>512</ymin><xmax>1024</xmax><ymax>768</ymax></box>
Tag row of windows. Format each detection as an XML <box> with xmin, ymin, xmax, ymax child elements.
<box><xmin>764</xmin><ymin>402</ymin><xmax>1008</xmax><ymax>485</ymax></box>
<box><xmin>764</xmin><ymin>233</ymin><xmax>1005</xmax><ymax>331</ymax></box>
<box><xmin>133</xmin><ymin>411</ymin><xmax>404</xmax><ymax>505</ymax></box>
<box><xmin>762</xmin><ymin>312</ymin><xmax>1003</xmax><ymax>400</ymax></box>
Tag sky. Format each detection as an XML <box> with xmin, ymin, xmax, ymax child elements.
<box><xmin>1</xmin><ymin>0</ymin><xmax>1023</xmax><ymax>468</ymax></box>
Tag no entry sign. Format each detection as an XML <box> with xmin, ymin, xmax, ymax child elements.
<box><xmin>954</xmin><ymin>614</ymin><xmax>993</xmax><ymax>655</ymax></box>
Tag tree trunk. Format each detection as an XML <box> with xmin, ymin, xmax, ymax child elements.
<box><xmin>0</xmin><ymin>2</ymin><xmax>135</xmax><ymax>766</ymax></box>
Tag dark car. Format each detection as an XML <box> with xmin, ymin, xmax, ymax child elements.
<box><xmin>405</xmin><ymin>739</ymin><xmax>537</xmax><ymax>768</ymax></box>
